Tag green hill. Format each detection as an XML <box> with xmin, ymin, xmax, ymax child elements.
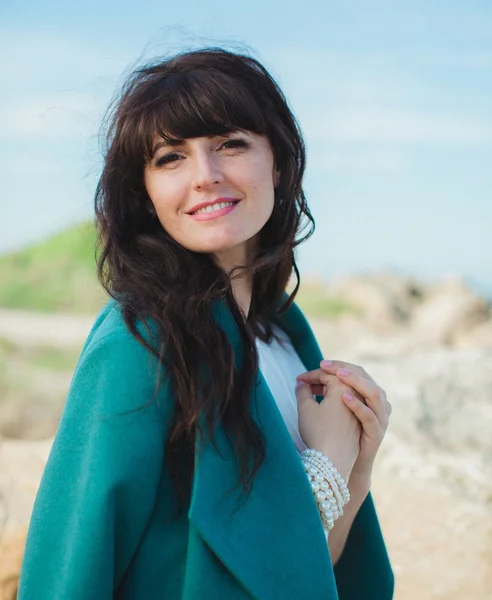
<box><xmin>0</xmin><ymin>222</ymin><xmax>107</xmax><ymax>313</ymax></box>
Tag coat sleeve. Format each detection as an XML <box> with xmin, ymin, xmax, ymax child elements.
<box><xmin>333</xmin><ymin>492</ymin><xmax>395</xmax><ymax>599</ymax></box>
<box><xmin>17</xmin><ymin>325</ymin><xmax>172</xmax><ymax>599</ymax></box>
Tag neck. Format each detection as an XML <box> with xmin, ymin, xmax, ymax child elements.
<box><xmin>230</xmin><ymin>273</ymin><xmax>253</xmax><ymax>319</ymax></box>
<box><xmin>213</xmin><ymin>239</ymin><xmax>257</xmax><ymax>319</ymax></box>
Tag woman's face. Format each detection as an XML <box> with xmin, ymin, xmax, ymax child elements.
<box><xmin>143</xmin><ymin>130</ymin><xmax>279</xmax><ymax>270</ymax></box>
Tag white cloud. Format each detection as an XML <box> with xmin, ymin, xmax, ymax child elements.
<box><xmin>0</xmin><ymin>29</ymin><xmax>127</xmax><ymax>85</ymax></box>
<box><xmin>0</xmin><ymin>28</ymin><xmax>127</xmax><ymax>144</ymax></box>
<box><xmin>0</xmin><ymin>91</ymin><xmax>104</xmax><ymax>141</ymax></box>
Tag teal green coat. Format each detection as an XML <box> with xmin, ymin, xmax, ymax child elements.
<box><xmin>18</xmin><ymin>297</ymin><xmax>394</xmax><ymax>599</ymax></box>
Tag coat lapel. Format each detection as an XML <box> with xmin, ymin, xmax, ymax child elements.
<box><xmin>188</xmin><ymin>297</ymin><xmax>338</xmax><ymax>599</ymax></box>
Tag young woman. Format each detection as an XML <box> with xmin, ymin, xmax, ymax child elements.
<box><xmin>18</xmin><ymin>48</ymin><xmax>393</xmax><ymax>599</ymax></box>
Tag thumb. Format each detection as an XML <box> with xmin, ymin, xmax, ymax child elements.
<box><xmin>295</xmin><ymin>380</ymin><xmax>318</xmax><ymax>414</ymax></box>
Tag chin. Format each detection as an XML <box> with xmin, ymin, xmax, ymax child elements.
<box><xmin>194</xmin><ymin>234</ymin><xmax>251</xmax><ymax>254</ymax></box>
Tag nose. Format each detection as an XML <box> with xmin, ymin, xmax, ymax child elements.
<box><xmin>191</xmin><ymin>151</ymin><xmax>223</xmax><ymax>191</ymax></box>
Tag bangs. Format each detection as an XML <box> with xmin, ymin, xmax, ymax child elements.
<box><xmin>130</xmin><ymin>70</ymin><xmax>270</xmax><ymax>164</ymax></box>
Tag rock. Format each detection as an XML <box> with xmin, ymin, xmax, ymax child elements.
<box><xmin>416</xmin><ymin>352</ymin><xmax>492</xmax><ymax>453</ymax></box>
<box><xmin>0</xmin><ymin>437</ymin><xmax>52</xmax><ymax>599</ymax></box>
<box><xmin>0</xmin><ymin>437</ymin><xmax>52</xmax><ymax>534</ymax></box>
<box><xmin>373</xmin><ymin>435</ymin><xmax>492</xmax><ymax>600</ymax></box>
<box><xmin>410</xmin><ymin>277</ymin><xmax>490</xmax><ymax>346</ymax></box>
<box><xmin>325</xmin><ymin>272</ymin><xmax>425</xmax><ymax>332</ymax></box>
<box><xmin>453</xmin><ymin>319</ymin><xmax>492</xmax><ymax>350</ymax></box>
<box><xmin>0</xmin><ymin>529</ymin><xmax>26</xmax><ymax>600</ymax></box>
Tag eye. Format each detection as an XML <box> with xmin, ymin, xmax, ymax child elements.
<box><xmin>154</xmin><ymin>152</ymin><xmax>183</xmax><ymax>167</ymax></box>
<box><xmin>219</xmin><ymin>138</ymin><xmax>249</xmax><ymax>151</ymax></box>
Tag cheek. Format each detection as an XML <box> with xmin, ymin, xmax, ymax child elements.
<box><xmin>251</xmin><ymin>168</ymin><xmax>276</xmax><ymax>214</ymax></box>
<box><xmin>241</xmin><ymin>159</ymin><xmax>275</xmax><ymax>195</ymax></box>
<box><xmin>145</xmin><ymin>174</ymin><xmax>184</xmax><ymax>213</ymax></box>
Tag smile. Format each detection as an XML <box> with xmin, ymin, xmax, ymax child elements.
<box><xmin>189</xmin><ymin>200</ymin><xmax>240</xmax><ymax>221</ymax></box>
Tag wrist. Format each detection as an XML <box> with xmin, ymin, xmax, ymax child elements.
<box><xmin>315</xmin><ymin>447</ymin><xmax>352</xmax><ymax>483</ymax></box>
<box><xmin>348</xmin><ymin>457</ymin><xmax>374</xmax><ymax>486</ymax></box>
<box><xmin>348</xmin><ymin>472</ymin><xmax>371</xmax><ymax>496</ymax></box>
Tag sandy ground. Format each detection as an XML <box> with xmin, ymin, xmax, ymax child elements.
<box><xmin>0</xmin><ymin>309</ymin><xmax>94</xmax><ymax>348</ymax></box>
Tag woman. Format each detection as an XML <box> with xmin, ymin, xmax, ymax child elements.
<box><xmin>18</xmin><ymin>48</ymin><xmax>393</xmax><ymax>599</ymax></box>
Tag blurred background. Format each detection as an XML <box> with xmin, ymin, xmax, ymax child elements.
<box><xmin>0</xmin><ymin>1</ymin><xmax>491</xmax><ymax>598</ymax></box>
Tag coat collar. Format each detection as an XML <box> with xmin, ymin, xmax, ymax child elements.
<box><xmin>189</xmin><ymin>295</ymin><xmax>338</xmax><ymax>599</ymax></box>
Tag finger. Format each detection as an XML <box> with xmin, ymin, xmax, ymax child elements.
<box><xmin>336</xmin><ymin>370</ymin><xmax>389</xmax><ymax>427</ymax></box>
<box><xmin>295</xmin><ymin>382</ymin><xmax>325</xmax><ymax>396</ymax></box>
<box><xmin>341</xmin><ymin>392</ymin><xmax>382</xmax><ymax>440</ymax></box>
<box><xmin>296</xmin><ymin>371</ymin><xmax>363</xmax><ymax>402</ymax></box>
<box><xmin>320</xmin><ymin>360</ymin><xmax>373</xmax><ymax>381</ymax></box>
<box><xmin>386</xmin><ymin>400</ymin><xmax>392</xmax><ymax>417</ymax></box>
<box><xmin>295</xmin><ymin>368</ymin><xmax>335</xmax><ymax>387</ymax></box>
<box><xmin>295</xmin><ymin>381</ymin><xmax>318</xmax><ymax>411</ymax></box>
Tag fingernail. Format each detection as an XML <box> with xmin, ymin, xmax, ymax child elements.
<box><xmin>342</xmin><ymin>392</ymin><xmax>354</xmax><ymax>402</ymax></box>
<box><xmin>337</xmin><ymin>368</ymin><xmax>351</xmax><ymax>377</ymax></box>
<box><xmin>321</xmin><ymin>360</ymin><xmax>332</xmax><ymax>366</ymax></box>
<box><xmin>295</xmin><ymin>380</ymin><xmax>304</xmax><ymax>388</ymax></box>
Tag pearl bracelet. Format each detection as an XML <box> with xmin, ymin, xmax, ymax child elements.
<box><xmin>301</xmin><ymin>448</ymin><xmax>350</xmax><ymax>532</ymax></box>
<box><xmin>302</xmin><ymin>456</ymin><xmax>342</xmax><ymax>529</ymax></box>
<box><xmin>306</xmin><ymin>460</ymin><xmax>344</xmax><ymax>517</ymax></box>
<box><xmin>304</xmin><ymin>454</ymin><xmax>349</xmax><ymax>513</ymax></box>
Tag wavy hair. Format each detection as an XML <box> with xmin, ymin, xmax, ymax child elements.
<box><xmin>95</xmin><ymin>47</ymin><xmax>315</xmax><ymax>512</ymax></box>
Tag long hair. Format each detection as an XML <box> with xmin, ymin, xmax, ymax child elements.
<box><xmin>95</xmin><ymin>47</ymin><xmax>315</xmax><ymax>512</ymax></box>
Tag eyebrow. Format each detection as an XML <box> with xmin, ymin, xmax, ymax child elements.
<box><xmin>151</xmin><ymin>131</ymin><xmax>242</xmax><ymax>156</ymax></box>
<box><xmin>152</xmin><ymin>138</ymin><xmax>184</xmax><ymax>155</ymax></box>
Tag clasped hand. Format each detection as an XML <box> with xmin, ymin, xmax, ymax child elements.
<box><xmin>295</xmin><ymin>360</ymin><xmax>391</xmax><ymax>484</ymax></box>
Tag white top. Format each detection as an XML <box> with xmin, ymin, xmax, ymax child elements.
<box><xmin>257</xmin><ymin>327</ymin><xmax>331</xmax><ymax>541</ymax></box>
<box><xmin>255</xmin><ymin>325</ymin><xmax>308</xmax><ymax>454</ymax></box>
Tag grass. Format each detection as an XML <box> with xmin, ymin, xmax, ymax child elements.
<box><xmin>291</xmin><ymin>280</ymin><xmax>358</xmax><ymax>319</ymax></box>
<box><xmin>0</xmin><ymin>222</ymin><xmax>107</xmax><ymax>313</ymax></box>
<box><xmin>0</xmin><ymin>338</ymin><xmax>81</xmax><ymax>375</ymax></box>
<box><xmin>28</xmin><ymin>347</ymin><xmax>81</xmax><ymax>372</ymax></box>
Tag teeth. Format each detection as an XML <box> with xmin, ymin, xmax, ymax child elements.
<box><xmin>194</xmin><ymin>201</ymin><xmax>236</xmax><ymax>215</ymax></box>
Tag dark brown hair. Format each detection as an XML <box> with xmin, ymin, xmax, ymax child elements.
<box><xmin>95</xmin><ymin>47</ymin><xmax>314</xmax><ymax>511</ymax></box>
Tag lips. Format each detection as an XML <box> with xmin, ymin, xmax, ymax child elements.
<box><xmin>187</xmin><ymin>198</ymin><xmax>240</xmax><ymax>214</ymax></box>
<box><xmin>188</xmin><ymin>200</ymin><xmax>240</xmax><ymax>221</ymax></box>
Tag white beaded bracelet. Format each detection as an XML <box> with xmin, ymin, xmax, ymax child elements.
<box><xmin>302</xmin><ymin>449</ymin><xmax>350</xmax><ymax>504</ymax></box>
<box><xmin>304</xmin><ymin>454</ymin><xmax>349</xmax><ymax>514</ymax></box>
<box><xmin>306</xmin><ymin>459</ymin><xmax>344</xmax><ymax>517</ymax></box>
<box><xmin>302</xmin><ymin>466</ymin><xmax>338</xmax><ymax>530</ymax></box>
<box><xmin>306</xmin><ymin>454</ymin><xmax>350</xmax><ymax>512</ymax></box>
<box><xmin>301</xmin><ymin>448</ymin><xmax>350</xmax><ymax>532</ymax></box>
<box><xmin>303</xmin><ymin>462</ymin><xmax>345</xmax><ymax>530</ymax></box>
<box><xmin>302</xmin><ymin>458</ymin><xmax>341</xmax><ymax>529</ymax></box>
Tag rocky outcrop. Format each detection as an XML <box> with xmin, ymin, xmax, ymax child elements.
<box><xmin>325</xmin><ymin>272</ymin><xmax>425</xmax><ymax>331</ymax></box>
<box><xmin>0</xmin><ymin>530</ymin><xmax>25</xmax><ymax>600</ymax></box>
<box><xmin>0</xmin><ymin>438</ymin><xmax>51</xmax><ymax>599</ymax></box>
<box><xmin>410</xmin><ymin>277</ymin><xmax>491</xmax><ymax>346</ymax></box>
<box><xmin>324</xmin><ymin>273</ymin><xmax>492</xmax><ymax>348</ymax></box>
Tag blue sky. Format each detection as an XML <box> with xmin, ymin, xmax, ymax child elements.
<box><xmin>1</xmin><ymin>0</ymin><xmax>491</xmax><ymax>295</ymax></box>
